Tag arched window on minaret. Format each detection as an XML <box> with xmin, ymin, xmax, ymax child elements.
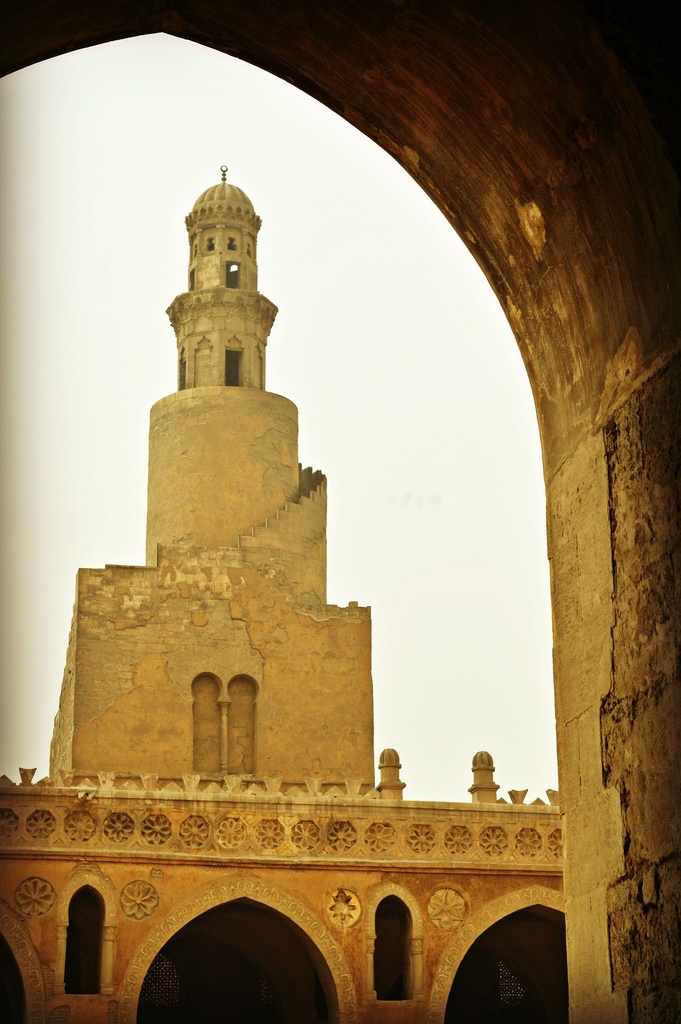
<box><xmin>192</xmin><ymin>674</ymin><xmax>221</xmax><ymax>772</ymax></box>
<box><xmin>227</xmin><ymin>676</ymin><xmax>257</xmax><ymax>774</ymax></box>
<box><xmin>178</xmin><ymin>349</ymin><xmax>186</xmax><ymax>391</ymax></box>
<box><xmin>374</xmin><ymin>896</ymin><xmax>412</xmax><ymax>1000</ymax></box>
<box><xmin>225</xmin><ymin>348</ymin><xmax>242</xmax><ymax>387</ymax></box>
<box><xmin>225</xmin><ymin>261</ymin><xmax>240</xmax><ymax>288</ymax></box>
<box><xmin>64</xmin><ymin>886</ymin><xmax>104</xmax><ymax>994</ymax></box>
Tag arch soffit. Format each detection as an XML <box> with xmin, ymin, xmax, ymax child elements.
<box><xmin>117</xmin><ymin>874</ymin><xmax>357</xmax><ymax>1024</ymax></box>
<box><xmin>3</xmin><ymin>4</ymin><xmax>678</xmax><ymax>478</ymax></box>
<box><xmin>427</xmin><ymin>885</ymin><xmax>565</xmax><ymax>1023</ymax></box>
<box><xmin>227</xmin><ymin>673</ymin><xmax>259</xmax><ymax>697</ymax></box>
<box><xmin>55</xmin><ymin>862</ymin><xmax>117</xmax><ymax>926</ymax></box>
<box><xmin>364</xmin><ymin>881</ymin><xmax>424</xmax><ymax>938</ymax></box>
<box><xmin>190</xmin><ymin>672</ymin><xmax>260</xmax><ymax>703</ymax></box>
<box><xmin>0</xmin><ymin>897</ymin><xmax>47</xmax><ymax>1024</ymax></box>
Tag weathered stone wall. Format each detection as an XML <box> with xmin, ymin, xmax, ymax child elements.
<box><xmin>602</xmin><ymin>352</ymin><xmax>681</xmax><ymax>1023</ymax></box>
<box><xmin>49</xmin><ymin>599</ymin><xmax>79</xmax><ymax>774</ymax></box>
<box><xmin>51</xmin><ymin>560</ymin><xmax>372</xmax><ymax>785</ymax></box>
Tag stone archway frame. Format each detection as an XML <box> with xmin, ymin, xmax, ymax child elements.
<box><xmin>427</xmin><ymin>884</ymin><xmax>565</xmax><ymax>1023</ymax></box>
<box><xmin>0</xmin><ymin>897</ymin><xmax>47</xmax><ymax>1024</ymax></box>
<box><xmin>117</xmin><ymin>873</ymin><xmax>357</xmax><ymax>1024</ymax></box>
<box><xmin>364</xmin><ymin>881</ymin><xmax>425</xmax><ymax>1000</ymax></box>
<box><xmin>54</xmin><ymin>862</ymin><xmax>118</xmax><ymax>995</ymax></box>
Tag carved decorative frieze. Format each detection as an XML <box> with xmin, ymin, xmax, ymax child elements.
<box><xmin>120</xmin><ymin>880</ymin><xmax>159</xmax><ymax>921</ymax></box>
<box><xmin>407</xmin><ymin>823</ymin><xmax>436</xmax><ymax>854</ymax></box>
<box><xmin>365</xmin><ymin>821</ymin><xmax>396</xmax><ymax>853</ymax></box>
<box><xmin>179</xmin><ymin>814</ymin><xmax>209</xmax><ymax>849</ymax></box>
<box><xmin>291</xmin><ymin>819</ymin><xmax>320</xmax><ymax>851</ymax></box>
<box><xmin>327</xmin><ymin>820</ymin><xmax>357</xmax><ymax>852</ymax></box>
<box><xmin>0</xmin><ymin>808</ymin><xmax>19</xmax><ymax>838</ymax></box>
<box><xmin>26</xmin><ymin>809</ymin><xmax>56</xmax><ymax>840</ymax></box>
<box><xmin>444</xmin><ymin>823</ymin><xmax>472</xmax><ymax>855</ymax></box>
<box><xmin>254</xmin><ymin>818</ymin><xmax>285</xmax><ymax>850</ymax></box>
<box><xmin>63</xmin><ymin>810</ymin><xmax>96</xmax><ymax>843</ymax></box>
<box><xmin>15</xmin><ymin>877</ymin><xmax>56</xmax><ymax>917</ymax></box>
<box><xmin>479</xmin><ymin>825</ymin><xmax>508</xmax><ymax>857</ymax></box>
<box><xmin>427</xmin><ymin>888</ymin><xmax>466</xmax><ymax>930</ymax></box>
<box><xmin>103</xmin><ymin>812</ymin><xmax>134</xmax><ymax>843</ymax></box>
<box><xmin>215</xmin><ymin>815</ymin><xmax>246</xmax><ymax>849</ymax></box>
<box><xmin>141</xmin><ymin>813</ymin><xmax>172</xmax><ymax>845</ymax></box>
<box><xmin>326</xmin><ymin>888</ymin><xmax>361</xmax><ymax>929</ymax></box>
<box><xmin>548</xmin><ymin>828</ymin><xmax>563</xmax><ymax>857</ymax></box>
<box><xmin>515</xmin><ymin>826</ymin><xmax>542</xmax><ymax>857</ymax></box>
<box><xmin>0</xmin><ymin>797</ymin><xmax>562</xmax><ymax>868</ymax></box>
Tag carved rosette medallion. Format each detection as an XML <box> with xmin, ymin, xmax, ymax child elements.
<box><xmin>365</xmin><ymin>821</ymin><xmax>396</xmax><ymax>853</ymax></box>
<box><xmin>427</xmin><ymin>888</ymin><xmax>466</xmax><ymax>930</ymax></box>
<box><xmin>64</xmin><ymin>810</ymin><xmax>96</xmax><ymax>842</ymax></box>
<box><xmin>254</xmin><ymin>818</ymin><xmax>285</xmax><ymax>851</ymax></box>
<box><xmin>444</xmin><ymin>824</ymin><xmax>472</xmax><ymax>855</ymax></box>
<box><xmin>327</xmin><ymin>820</ymin><xmax>357</xmax><ymax>852</ymax></box>
<box><xmin>407</xmin><ymin>823</ymin><xmax>436</xmax><ymax>854</ymax></box>
<box><xmin>0</xmin><ymin>808</ymin><xmax>19</xmax><ymax>839</ymax></box>
<box><xmin>15</xmin><ymin>877</ymin><xmax>56</xmax><ymax>917</ymax></box>
<box><xmin>26</xmin><ymin>809</ymin><xmax>56</xmax><ymax>840</ymax></box>
<box><xmin>141</xmin><ymin>813</ymin><xmax>172</xmax><ymax>846</ymax></box>
<box><xmin>291</xmin><ymin>819</ymin><xmax>320</xmax><ymax>852</ymax></box>
<box><xmin>179</xmin><ymin>814</ymin><xmax>209</xmax><ymax>849</ymax></box>
<box><xmin>515</xmin><ymin>827</ymin><xmax>542</xmax><ymax>857</ymax></box>
<box><xmin>547</xmin><ymin>828</ymin><xmax>563</xmax><ymax>858</ymax></box>
<box><xmin>216</xmin><ymin>816</ymin><xmax>246</xmax><ymax>850</ymax></box>
<box><xmin>479</xmin><ymin>825</ymin><xmax>508</xmax><ymax>858</ymax></box>
<box><xmin>103</xmin><ymin>812</ymin><xmax>135</xmax><ymax>843</ymax></box>
<box><xmin>326</xmin><ymin>888</ymin><xmax>361</xmax><ymax>930</ymax></box>
<box><xmin>120</xmin><ymin>880</ymin><xmax>159</xmax><ymax>921</ymax></box>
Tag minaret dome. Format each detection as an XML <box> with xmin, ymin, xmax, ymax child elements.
<box><xmin>185</xmin><ymin>166</ymin><xmax>261</xmax><ymax>294</ymax></box>
<box><xmin>167</xmin><ymin>166</ymin><xmax>277</xmax><ymax>392</ymax></box>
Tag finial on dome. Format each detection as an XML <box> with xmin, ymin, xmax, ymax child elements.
<box><xmin>220</xmin><ymin>165</ymin><xmax>228</xmax><ymax>183</ymax></box>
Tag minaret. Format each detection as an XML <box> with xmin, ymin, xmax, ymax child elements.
<box><xmin>169</xmin><ymin>165</ymin><xmax>275</xmax><ymax>392</ymax></box>
<box><xmin>146</xmin><ymin>168</ymin><xmax>304</xmax><ymax>564</ymax></box>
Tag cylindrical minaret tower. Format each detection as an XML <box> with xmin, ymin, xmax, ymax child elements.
<box><xmin>146</xmin><ymin>168</ymin><xmax>303</xmax><ymax>561</ymax></box>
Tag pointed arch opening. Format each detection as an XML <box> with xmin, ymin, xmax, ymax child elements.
<box><xmin>0</xmin><ymin>933</ymin><xmax>24</xmax><ymax>1024</ymax></box>
<box><xmin>64</xmin><ymin>885</ymin><xmax>104</xmax><ymax>995</ymax></box>
<box><xmin>443</xmin><ymin>904</ymin><xmax>567</xmax><ymax>1023</ymax></box>
<box><xmin>374</xmin><ymin>895</ymin><xmax>412</xmax><ymax>1001</ymax></box>
<box><xmin>131</xmin><ymin>889</ymin><xmax>344</xmax><ymax>1024</ymax></box>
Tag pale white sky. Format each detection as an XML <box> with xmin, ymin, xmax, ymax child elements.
<box><xmin>0</xmin><ymin>35</ymin><xmax>558</xmax><ymax>802</ymax></box>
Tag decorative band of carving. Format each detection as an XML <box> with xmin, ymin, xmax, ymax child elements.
<box><xmin>0</xmin><ymin>898</ymin><xmax>46</xmax><ymax>1024</ymax></box>
<box><xmin>0</xmin><ymin>804</ymin><xmax>562</xmax><ymax>866</ymax></box>
<box><xmin>118</xmin><ymin>875</ymin><xmax>357</xmax><ymax>1024</ymax></box>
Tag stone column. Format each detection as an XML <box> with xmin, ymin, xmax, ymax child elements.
<box><xmin>410</xmin><ymin>936</ymin><xmax>424</xmax><ymax>998</ymax></box>
<box><xmin>219</xmin><ymin>700</ymin><xmax>230</xmax><ymax>772</ymax></box>
<box><xmin>101</xmin><ymin>924</ymin><xmax>115</xmax><ymax>994</ymax></box>
<box><xmin>365</xmin><ymin>934</ymin><xmax>376</xmax><ymax>1000</ymax></box>
<box><xmin>54</xmin><ymin>923</ymin><xmax>67</xmax><ymax>994</ymax></box>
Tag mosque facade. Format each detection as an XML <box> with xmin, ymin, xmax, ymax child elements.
<box><xmin>0</xmin><ymin>172</ymin><xmax>565</xmax><ymax>1024</ymax></box>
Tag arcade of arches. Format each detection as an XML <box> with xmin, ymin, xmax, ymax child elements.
<box><xmin>2</xmin><ymin>3</ymin><xmax>680</xmax><ymax>1022</ymax></box>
